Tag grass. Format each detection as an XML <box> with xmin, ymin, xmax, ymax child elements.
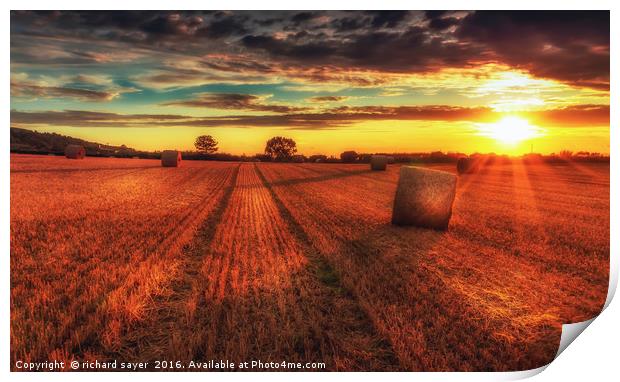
<box><xmin>10</xmin><ymin>154</ymin><xmax>609</xmax><ymax>371</ymax></box>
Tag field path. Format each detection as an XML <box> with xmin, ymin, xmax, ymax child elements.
<box><xmin>114</xmin><ymin>163</ymin><xmax>398</xmax><ymax>371</ymax></box>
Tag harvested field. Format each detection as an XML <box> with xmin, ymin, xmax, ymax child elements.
<box><xmin>11</xmin><ymin>155</ymin><xmax>238</xmax><ymax>365</ymax></box>
<box><xmin>256</xmin><ymin>161</ymin><xmax>609</xmax><ymax>371</ymax></box>
<box><xmin>10</xmin><ymin>154</ymin><xmax>609</xmax><ymax>371</ymax></box>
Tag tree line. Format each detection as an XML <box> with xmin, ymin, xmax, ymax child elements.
<box><xmin>191</xmin><ymin>135</ymin><xmax>609</xmax><ymax>164</ymax></box>
<box><xmin>9</xmin><ymin>127</ymin><xmax>609</xmax><ymax>164</ymax></box>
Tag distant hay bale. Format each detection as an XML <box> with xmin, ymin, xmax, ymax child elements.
<box><xmin>387</xmin><ymin>156</ymin><xmax>395</xmax><ymax>164</ymax></box>
<box><xmin>161</xmin><ymin>150</ymin><xmax>182</xmax><ymax>167</ymax></box>
<box><xmin>392</xmin><ymin>166</ymin><xmax>457</xmax><ymax>230</ymax></box>
<box><xmin>64</xmin><ymin>144</ymin><xmax>85</xmax><ymax>159</ymax></box>
<box><xmin>370</xmin><ymin>155</ymin><xmax>388</xmax><ymax>171</ymax></box>
<box><xmin>456</xmin><ymin>157</ymin><xmax>480</xmax><ymax>174</ymax></box>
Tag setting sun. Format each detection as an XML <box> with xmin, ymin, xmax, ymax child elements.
<box><xmin>478</xmin><ymin>117</ymin><xmax>543</xmax><ymax>145</ymax></box>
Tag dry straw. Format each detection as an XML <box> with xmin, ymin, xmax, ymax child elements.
<box><xmin>392</xmin><ymin>166</ymin><xmax>457</xmax><ymax>230</ymax></box>
<box><xmin>370</xmin><ymin>155</ymin><xmax>388</xmax><ymax>171</ymax></box>
<box><xmin>161</xmin><ymin>150</ymin><xmax>182</xmax><ymax>167</ymax></box>
<box><xmin>64</xmin><ymin>144</ymin><xmax>85</xmax><ymax>159</ymax></box>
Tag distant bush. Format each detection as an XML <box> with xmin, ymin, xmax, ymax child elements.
<box><xmin>340</xmin><ymin>151</ymin><xmax>358</xmax><ymax>163</ymax></box>
<box><xmin>253</xmin><ymin>154</ymin><xmax>272</xmax><ymax>162</ymax></box>
<box><xmin>309</xmin><ymin>154</ymin><xmax>328</xmax><ymax>163</ymax></box>
<box><xmin>291</xmin><ymin>155</ymin><xmax>306</xmax><ymax>163</ymax></box>
<box><xmin>357</xmin><ymin>154</ymin><xmax>372</xmax><ymax>163</ymax></box>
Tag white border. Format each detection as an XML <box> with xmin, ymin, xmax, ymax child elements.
<box><xmin>3</xmin><ymin>1</ymin><xmax>617</xmax><ymax>381</ymax></box>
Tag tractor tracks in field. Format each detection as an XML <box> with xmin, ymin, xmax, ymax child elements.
<box><xmin>28</xmin><ymin>165</ymin><xmax>240</xmax><ymax>363</ymax></box>
<box><xmin>254</xmin><ymin>164</ymin><xmax>401</xmax><ymax>370</ymax></box>
<box><xmin>265</xmin><ymin>167</ymin><xmax>375</xmax><ymax>187</ymax></box>
<box><xmin>114</xmin><ymin>163</ymin><xmax>400</xmax><ymax>370</ymax></box>
<box><xmin>110</xmin><ymin>163</ymin><xmax>241</xmax><ymax>362</ymax></box>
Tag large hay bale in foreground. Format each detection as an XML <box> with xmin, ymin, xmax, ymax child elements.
<box><xmin>161</xmin><ymin>150</ymin><xmax>182</xmax><ymax>167</ymax></box>
<box><xmin>370</xmin><ymin>155</ymin><xmax>388</xmax><ymax>171</ymax></box>
<box><xmin>392</xmin><ymin>166</ymin><xmax>457</xmax><ymax>230</ymax></box>
<box><xmin>65</xmin><ymin>144</ymin><xmax>85</xmax><ymax>159</ymax></box>
<box><xmin>456</xmin><ymin>157</ymin><xmax>480</xmax><ymax>174</ymax></box>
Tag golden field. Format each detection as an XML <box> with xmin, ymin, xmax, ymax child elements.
<box><xmin>10</xmin><ymin>154</ymin><xmax>609</xmax><ymax>371</ymax></box>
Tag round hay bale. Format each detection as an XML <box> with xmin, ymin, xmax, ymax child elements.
<box><xmin>370</xmin><ymin>155</ymin><xmax>388</xmax><ymax>171</ymax></box>
<box><xmin>391</xmin><ymin>166</ymin><xmax>457</xmax><ymax>230</ymax></box>
<box><xmin>65</xmin><ymin>144</ymin><xmax>86</xmax><ymax>159</ymax></box>
<box><xmin>456</xmin><ymin>157</ymin><xmax>480</xmax><ymax>174</ymax></box>
<box><xmin>161</xmin><ymin>150</ymin><xmax>182</xmax><ymax>167</ymax></box>
<box><xmin>387</xmin><ymin>156</ymin><xmax>395</xmax><ymax>164</ymax></box>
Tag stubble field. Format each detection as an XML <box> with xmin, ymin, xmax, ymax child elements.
<box><xmin>10</xmin><ymin>154</ymin><xmax>609</xmax><ymax>371</ymax></box>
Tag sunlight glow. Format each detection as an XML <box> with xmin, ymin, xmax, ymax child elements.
<box><xmin>477</xmin><ymin>117</ymin><xmax>543</xmax><ymax>144</ymax></box>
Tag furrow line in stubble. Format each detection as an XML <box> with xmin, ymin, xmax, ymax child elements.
<box><xmin>108</xmin><ymin>163</ymin><xmax>241</xmax><ymax>362</ymax></box>
<box><xmin>253</xmin><ymin>163</ymin><xmax>402</xmax><ymax>371</ymax></box>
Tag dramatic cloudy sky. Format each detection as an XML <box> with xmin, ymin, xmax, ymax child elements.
<box><xmin>10</xmin><ymin>10</ymin><xmax>610</xmax><ymax>154</ymax></box>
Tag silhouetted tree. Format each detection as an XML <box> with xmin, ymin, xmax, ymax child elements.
<box><xmin>340</xmin><ymin>150</ymin><xmax>358</xmax><ymax>163</ymax></box>
<box><xmin>194</xmin><ymin>135</ymin><xmax>219</xmax><ymax>154</ymax></box>
<box><xmin>265</xmin><ymin>136</ymin><xmax>297</xmax><ymax>161</ymax></box>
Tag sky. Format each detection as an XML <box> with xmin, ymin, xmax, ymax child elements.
<box><xmin>10</xmin><ymin>10</ymin><xmax>610</xmax><ymax>155</ymax></box>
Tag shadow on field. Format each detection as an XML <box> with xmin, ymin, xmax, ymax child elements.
<box><xmin>328</xmin><ymin>222</ymin><xmax>559</xmax><ymax>371</ymax></box>
<box><xmin>264</xmin><ymin>167</ymin><xmax>375</xmax><ymax>187</ymax></box>
<box><xmin>291</xmin><ymin>163</ymin><xmax>401</xmax><ymax>186</ymax></box>
<box><xmin>116</xmin><ymin>283</ymin><xmax>400</xmax><ymax>371</ymax></box>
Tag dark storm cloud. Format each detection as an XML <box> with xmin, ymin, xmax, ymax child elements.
<box><xmin>242</xmin><ymin>25</ymin><xmax>483</xmax><ymax>73</ymax></box>
<box><xmin>139</xmin><ymin>13</ymin><xmax>205</xmax><ymax>36</ymax></box>
<box><xmin>163</xmin><ymin>93</ymin><xmax>309</xmax><ymax>113</ymax></box>
<box><xmin>528</xmin><ymin>105</ymin><xmax>609</xmax><ymax>126</ymax></box>
<box><xmin>10</xmin><ymin>110</ymin><xmax>188</xmax><ymax>127</ymax></box>
<box><xmin>457</xmin><ymin>11</ymin><xmax>610</xmax><ymax>89</ymax></box>
<box><xmin>366</xmin><ymin>10</ymin><xmax>410</xmax><ymax>28</ymax></box>
<box><xmin>11</xmin><ymin>82</ymin><xmax>118</xmax><ymax>101</ymax></box>
<box><xmin>10</xmin><ymin>10</ymin><xmax>610</xmax><ymax>90</ymax></box>
<box><xmin>11</xmin><ymin>105</ymin><xmax>493</xmax><ymax>129</ymax></box>
<box><xmin>241</xmin><ymin>34</ymin><xmax>339</xmax><ymax>61</ymax></box>
<box><xmin>326</xmin><ymin>105</ymin><xmax>495</xmax><ymax>123</ymax></box>
<box><xmin>331</xmin><ymin>17</ymin><xmax>367</xmax><ymax>32</ymax></box>
<box><xmin>12</xmin><ymin>104</ymin><xmax>606</xmax><ymax>130</ymax></box>
<box><xmin>290</xmin><ymin>12</ymin><xmax>319</xmax><ymax>25</ymax></box>
<box><xmin>196</xmin><ymin>15</ymin><xmax>249</xmax><ymax>38</ymax></box>
<box><xmin>424</xmin><ymin>11</ymin><xmax>450</xmax><ymax>20</ymax></box>
<box><xmin>200</xmin><ymin>58</ymin><xmax>274</xmax><ymax>74</ymax></box>
<box><xmin>428</xmin><ymin>17</ymin><xmax>460</xmax><ymax>31</ymax></box>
